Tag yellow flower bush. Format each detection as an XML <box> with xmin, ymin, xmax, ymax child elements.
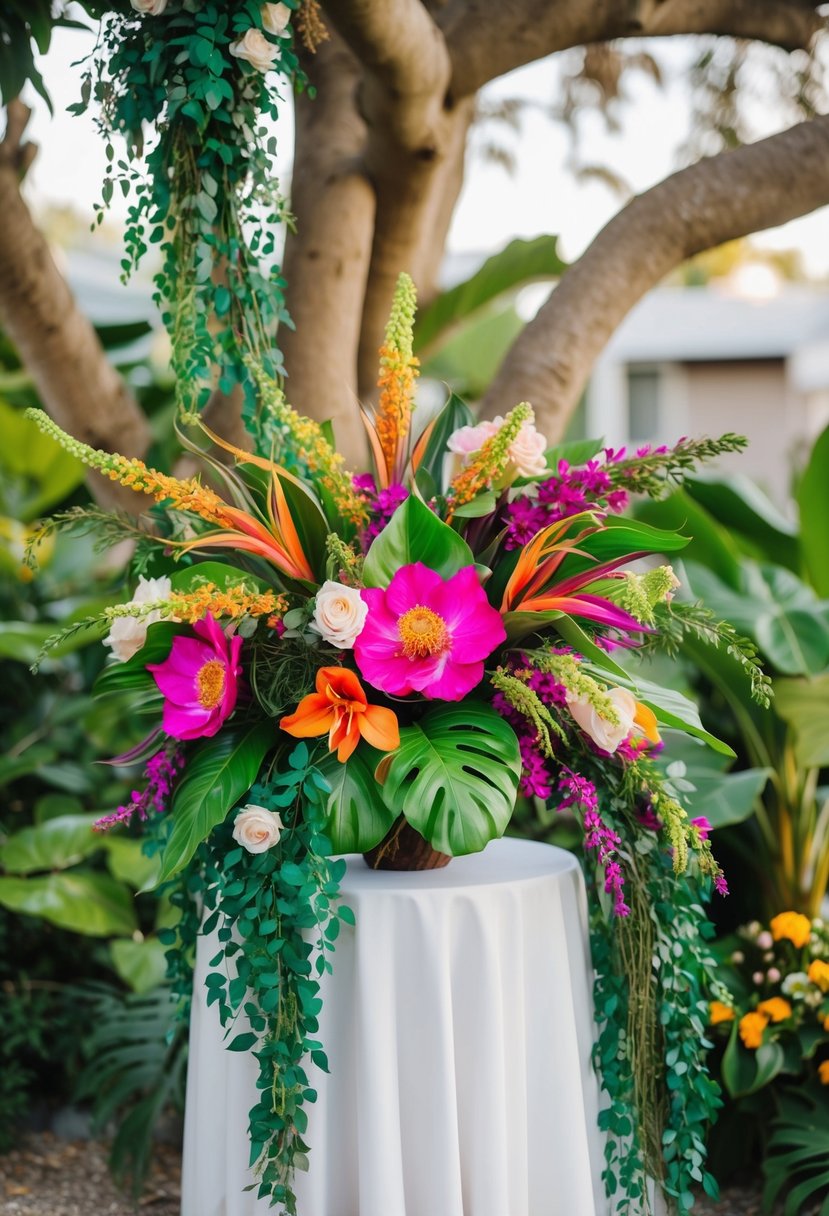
<box><xmin>809</xmin><ymin>959</ymin><xmax>829</xmax><ymax>993</ymax></box>
<box><xmin>739</xmin><ymin>1011</ymin><xmax>769</xmax><ymax>1049</ymax></box>
<box><xmin>770</xmin><ymin>911</ymin><xmax>812</xmax><ymax>949</ymax></box>
<box><xmin>709</xmin><ymin>1000</ymin><xmax>735</xmax><ymax>1025</ymax></box>
<box><xmin>757</xmin><ymin>997</ymin><xmax>792</xmax><ymax>1023</ymax></box>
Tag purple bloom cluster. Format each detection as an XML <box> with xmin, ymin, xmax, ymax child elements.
<box><xmin>353</xmin><ymin>474</ymin><xmax>409</xmax><ymax>550</ymax></box>
<box><xmin>558</xmin><ymin>768</ymin><xmax>630</xmax><ymax>916</ymax></box>
<box><xmin>503</xmin><ymin>456</ymin><xmax>629</xmax><ymax>550</ymax></box>
<box><xmin>492</xmin><ymin>691</ymin><xmax>553</xmax><ymax>798</ymax></box>
<box><xmin>94</xmin><ymin>746</ymin><xmax>184</xmax><ymax>832</ymax></box>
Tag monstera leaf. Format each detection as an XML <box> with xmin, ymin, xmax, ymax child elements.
<box><xmin>379</xmin><ymin>703</ymin><xmax>521</xmax><ymax>855</ymax></box>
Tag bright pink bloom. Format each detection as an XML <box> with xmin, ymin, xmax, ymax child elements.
<box><xmin>147</xmin><ymin>613</ymin><xmax>243</xmax><ymax>740</ymax></box>
<box><xmin>354</xmin><ymin>563</ymin><xmax>505</xmax><ymax>701</ymax></box>
<box><xmin>691</xmin><ymin>816</ymin><xmax>712</xmax><ymax>841</ymax></box>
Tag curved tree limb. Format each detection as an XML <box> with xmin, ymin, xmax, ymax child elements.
<box><xmin>442</xmin><ymin>0</ymin><xmax>826</xmax><ymax>99</ymax></box>
<box><xmin>0</xmin><ymin>102</ymin><xmax>152</xmax><ymax>513</ymax></box>
<box><xmin>478</xmin><ymin>114</ymin><xmax>829</xmax><ymax>436</ymax></box>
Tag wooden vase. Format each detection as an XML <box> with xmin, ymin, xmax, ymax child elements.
<box><xmin>363</xmin><ymin>817</ymin><xmax>452</xmax><ymax>871</ymax></box>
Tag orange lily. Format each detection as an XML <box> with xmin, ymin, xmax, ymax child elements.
<box><xmin>280</xmin><ymin>667</ymin><xmax>400</xmax><ymax>762</ymax></box>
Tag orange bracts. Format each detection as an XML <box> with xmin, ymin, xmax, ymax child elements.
<box><xmin>280</xmin><ymin>667</ymin><xmax>400</xmax><ymax>762</ymax></box>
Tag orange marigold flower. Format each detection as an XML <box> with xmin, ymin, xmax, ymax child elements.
<box><xmin>770</xmin><ymin>911</ymin><xmax>812</xmax><ymax>949</ymax></box>
<box><xmin>757</xmin><ymin>997</ymin><xmax>792</xmax><ymax>1023</ymax></box>
<box><xmin>709</xmin><ymin>1000</ymin><xmax>735</xmax><ymax>1026</ymax></box>
<box><xmin>280</xmin><ymin>666</ymin><xmax>400</xmax><ymax>763</ymax></box>
<box><xmin>809</xmin><ymin>960</ymin><xmax>829</xmax><ymax>992</ymax></box>
<box><xmin>738</xmin><ymin>1010</ymin><xmax>769</xmax><ymax>1050</ymax></box>
<box><xmin>819</xmin><ymin>1060</ymin><xmax>829</xmax><ymax>1086</ymax></box>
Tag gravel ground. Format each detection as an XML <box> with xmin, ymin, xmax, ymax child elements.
<box><xmin>0</xmin><ymin>1133</ymin><xmax>815</xmax><ymax>1215</ymax></box>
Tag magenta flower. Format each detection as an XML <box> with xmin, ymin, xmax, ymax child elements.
<box><xmin>354</xmin><ymin>562</ymin><xmax>506</xmax><ymax>701</ymax></box>
<box><xmin>147</xmin><ymin>613</ymin><xmax>243</xmax><ymax>740</ymax></box>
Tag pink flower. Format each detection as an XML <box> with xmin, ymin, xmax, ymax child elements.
<box><xmin>446</xmin><ymin>420</ymin><xmax>499</xmax><ymax>460</ymax></box>
<box><xmin>691</xmin><ymin>816</ymin><xmax>712</xmax><ymax>841</ymax></box>
<box><xmin>354</xmin><ymin>563</ymin><xmax>506</xmax><ymax>701</ymax></box>
<box><xmin>147</xmin><ymin>613</ymin><xmax>243</xmax><ymax>740</ymax></box>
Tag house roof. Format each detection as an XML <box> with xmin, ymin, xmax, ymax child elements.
<box><xmin>602</xmin><ymin>283</ymin><xmax>829</xmax><ymax>365</ymax></box>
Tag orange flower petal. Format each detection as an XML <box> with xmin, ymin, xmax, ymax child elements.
<box><xmin>334</xmin><ymin>723</ymin><xmax>360</xmax><ymax>762</ymax></box>
<box><xmin>280</xmin><ymin>693</ymin><xmax>335</xmax><ymax>738</ymax></box>
<box><xmin>634</xmin><ymin>701</ymin><xmax>661</xmax><ymax>744</ymax></box>
<box><xmin>360</xmin><ymin>704</ymin><xmax>400</xmax><ymax>753</ymax></box>
<box><xmin>316</xmin><ymin>665</ymin><xmax>368</xmax><ymax>706</ymax></box>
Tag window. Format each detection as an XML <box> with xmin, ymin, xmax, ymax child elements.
<box><xmin>627</xmin><ymin>368</ymin><xmax>661</xmax><ymax>442</ymax></box>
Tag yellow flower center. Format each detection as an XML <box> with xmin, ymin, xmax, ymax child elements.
<box><xmin>397</xmin><ymin>605</ymin><xmax>448</xmax><ymax>660</ymax></box>
<box><xmin>196</xmin><ymin>659</ymin><xmax>226</xmax><ymax>709</ymax></box>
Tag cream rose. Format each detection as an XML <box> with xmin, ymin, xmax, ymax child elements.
<box><xmin>130</xmin><ymin>0</ymin><xmax>168</xmax><ymax>13</ymax></box>
<box><xmin>104</xmin><ymin>575</ymin><xmax>173</xmax><ymax>663</ymax></box>
<box><xmin>446</xmin><ymin>420</ymin><xmax>499</xmax><ymax>463</ymax></box>
<box><xmin>233</xmin><ymin>805</ymin><xmax>284</xmax><ymax>854</ymax></box>
<box><xmin>507</xmin><ymin>420</ymin><xmax>548</xmax><ymax>478</ymax></box>
<box><xmin>261</xmin><ymin>2</ymin><xmax>291</xmax><ymax>35</ymax></box>
<box><xmin>311</xmin><ymin>580</ymin><xmax>368</xmax><ymax>649</ymax></box>
<box><xmin>229</xmin><ymin>28</ymin><xmax>279</xmax><ymax>72</ymax></box>
<box><xmin>566</xmin><ymin>686</ymin><xmax>637</xmax><ymax>754</ymax></box>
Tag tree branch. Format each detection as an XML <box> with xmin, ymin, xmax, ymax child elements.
<box><xmin>280</xmin><ymin>34</ymin><xmax>376</xmax><ymax>468</ymax></box>
<box><xmin>478</xmin><ymin>115</ymin><xmax>829</xmax><ymax>437</ymax></box>
<box><xmin>0</xmin><ymin>103</ymin><xmax>153</xmax><ymax>514</ymax></box>
<box><xmin>442</xmin><ymin>0</ymin><xmax>826</xmax><ymax>98</ymax></box>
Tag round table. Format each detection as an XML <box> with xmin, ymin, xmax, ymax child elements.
<box><xmin>181</xmin><ymin>837</ymin><xmax>607</xmax><ymax>1216</ymax></box>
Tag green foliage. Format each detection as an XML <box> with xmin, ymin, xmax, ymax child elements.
<box><xmin>414</xmin><ymin>392</ymin><xmax>473</xmax><ymax>497</ymax></box>
<box><xmin>413</xmin><ymin>235</ymin><xmax>567</xmax><ymax>357</ymax></box>
<box><xmin>317</xmin><ymin>748</ymin><xmax>396</xmax><ymax>853</ymax></box>
<box><xmin>177</xmin><ymin>742</ymin><xmax>349</xmax><ymax>1212</ymax></box>
<box><xmin>797</xmin><ymin>424</ymin><xmax>829</xmax><ymax>596</ymax></box>
<box><xmin>155</xmin><ymin>722</ymin><xmax>274</xmax><ymax>884</ymax></box>
<box><xmin>362</xmin><ymin>494</ymin><xmax>475</xmax><ymax>587</ymax></box>
<box><xmin>75</xmin><ymin>0</ymin><xmax>303</xmax><ymax>437</ymax></box>
<box><xmin>380</xmin><ymin>703</ymin><xmax>521</xmax><ymax>855</ymax></box>
<box><xmin>763</xmin><ymin>1086</ymin><xmax>829</xmax><ymax>1215</ymax></box>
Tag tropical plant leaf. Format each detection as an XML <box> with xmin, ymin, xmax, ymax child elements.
<box><xmin>637</xmin><ymin>489</ymin><xmax>743</xmax><ymax>590</ymax></box>
<box><xmin>362</xmin><ymin>494</ymin><xmax>475</xmax><ymax>588</ymax></box>
<box><xmin>94</xmin><ymin>621</ymin><xmax>184</xmax><ymax>696</ymax></box>
<box><xmin>110</xmin><ymin>938</ymin><xmax>168</xmax><ymax>994</ymax></box>
<box><xmin>685</xmin><ymin>473</ymin><xmax>799</xmax><ymax>571</ymax></box>
<box><xmin>170</xmin><ymin>561</ymin><xmax>269</xmax><ymax>594</ymax></box>
<box><xmin>104</xmin><ymin>837</ymin><xmax>162</xmax><ymax>890</ymax></box>
<box><xmin>596</xmin><ymin>670</ymin><xmax>735</xmax><ymax>757</ymax></box>
<box><xmin>774</xmin><ymin>675</ymin><xmax>829</xmax><ymax>767</ymax></box>
<box><xmin>154</xmin><ymin>722</ymin><xmax>273</xmax><ymax>885</ymax></box>
<box><xmin>0</xmin><ymin>871</ymin><xmax>137</xmax><ymax>936</ymax></box>
<box><xmin>721</xmin><ymin>1020</ymin><xmax>785</xmax><ymax>1097</ymax></box>
<box><xmin>380</xmin><ymin>702</ymin><xmax>521</xmax><ymax>855</ymax></box>
<box><xmin>318</xmin><ymin>747</ymin><xmax>396</xmax><ymax>854</ymax></box>
<box><xmin>0</xmin><ymin>813</ymin><xmax>102</xmax><ymax>874</ymax></box>
<box><xmin>413</xmin><ymin>235</ymin><xmax>566</xmax><ymax>356</ymax></box>
<box><xmin>544</xmin><ymin>438</ymin><xmax>604</xmax><ymax>470</ymax></box>
<box><xmin>413</xmin><ymin>391</ymin><xmax>473</xmax><ymax>495</ymax></box>
<box><xmin>798</xmin><ymin>424</ymin><xmax>829</xmax><ymax>596</ymax></box>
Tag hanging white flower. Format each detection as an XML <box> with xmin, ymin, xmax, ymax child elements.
<box><xmin>229</xmin><ymin>28</ymin><xmax>279</xmax><ymax>73</ymax></box>
<box><xmin>104</xmin><ymin>575</ymin><xmax>173</xmax><ymax>663</ymax></box>
<box><xmin>261</xmin><ymin>3</ymin><xmax>292</xmax><ymax>36</ymax></box>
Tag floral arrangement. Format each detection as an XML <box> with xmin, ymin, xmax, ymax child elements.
<box><xmin>73</xmin><ymin>0</ymin><xmax>326</xmax><ymax>432</ymax></box>
<box><xmin>28</xmin><ymin>275</ymin><xmax>767</xmax><ymax>1214</ymax></box>
<box><xmin>707</xmin><ymin>912</ymin><xmax>829</xmax><ymax>1209</ymax></box>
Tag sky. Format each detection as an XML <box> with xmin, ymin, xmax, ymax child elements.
<box><xmin>20</xmin><ymin>22</ymin><xmax>829</xmax><ymax>277</ymax></box>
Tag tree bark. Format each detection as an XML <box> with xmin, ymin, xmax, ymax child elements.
<box><xmin>0</xmin><ymin>103</ymin><xmax>153</xmax><ymax>514</ymax></box>
<box><xmin>280</xmin><ymin>34</ymin><xmax>376</xmax><ymax>469</ymax></box>
<box><xmin>479</xmin><ymin>115</ymin><xmax>829</xmax><ymax>438</ymax></box>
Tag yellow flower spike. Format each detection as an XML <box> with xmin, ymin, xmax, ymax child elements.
<box><xmin>770</xmin><ymin>911</ymin><xmax>812</xmax><ymax>949</ymax></box>
<box><xmin>447</xmin><ymin>403</ymin><xmax>533</xmax><ymax>516</ymax></box>
<box><xmin>366</xmin><ymin>272</ymin><xmax>419</xmax><ymax>487</ymax></box>
<box><xmin>709</xmin><ymin>1000</ymin><xmax>735</xmax><ymax>1026</ymax></box>
<box><xmin>738</xmin><ymin>1010</ymin><xmax>769</xmax><ymax>1050</ymax></box>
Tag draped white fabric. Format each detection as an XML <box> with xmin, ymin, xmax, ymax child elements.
<box><xmin>181</xmin><ymin>838</ymin><xmax>608</xmax><ymax>1216</ymax></box>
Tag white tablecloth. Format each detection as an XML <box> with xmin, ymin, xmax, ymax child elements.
<box><xmin>181</xmin><ymin>837</ymin><xmax>607</xmax><ymax>1216</ymax></box>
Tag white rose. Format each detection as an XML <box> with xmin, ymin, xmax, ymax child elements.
<box><xmin>566</xmin><ymin>686</ymin><xmax>637</xmax><ymax>754</ymax></box>
<box><xmin>130</xmin><ymin>0</ymin><xmax>168</xmax><ymax>13</ymax></box>
<box><xmin>507</xmin><ymin>421</ymin><xmax>548</xmax><ymax>479</ymax></box>
<box><xmin>311</xmin><ymin>580</ymin><xmax>368</xmax><ymax>649</ymax></box>
<box><xmin>233</xmin><ymin>805</ymin><xmax>283</xmax><ymax>854</ymax></box>
<box><xmin>261</xmin><ymin>2</ymin><xmax>291</xmax><ymax>35</ymax></box>
<box><xmin>104</xmin><ymin>575</ymin><xmax>173</xmax><ymax>663</ymax></box>
<box><xmin>229</xmin><ymin>28</ymin><xmax>279</xmax><ymax>73</ymax></box>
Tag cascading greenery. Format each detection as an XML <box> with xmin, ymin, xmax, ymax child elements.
<box><xmin>160</xmin><ymin>741</ymin><xmax>348</xmax><ymax>1213</ymax></box>
<box><xmin>73</xmin><ymin>0</ymin><xmax>306</xmax><ymax>433</ymax></box>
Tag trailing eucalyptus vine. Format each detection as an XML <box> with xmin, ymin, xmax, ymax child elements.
<box><xmin>73</xmin><ymin>0</ymin><xmax>313</xmax><ymax>435</ymax></box>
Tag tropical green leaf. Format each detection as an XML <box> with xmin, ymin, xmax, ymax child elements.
<box><xmin>0</xmin><ymin>871</ymin><xmax>137</xmax><ymax>936</ymax></box>
<box><xmin>413</xmin><ymin>235</ymin><xmax>566</xmax><ymax>356</ymax></box>
<box><xmin>94</xmin><ymin>620</ymin><xmax>184</xmax><ymax>696</ymax></box>
<box><xmin>774</xmin><ymin>675</ymin><xmax>829</xmax><ymax>766</ymax></box>
<box><xmin>0</xmin><ymin>398</ymin><xmax>85</xmax><ymax>520</ymax></box>
<box><xmin>420</xmin><ymin>305</ymin><xmax>524</xmax><ymax>400</ymax></box>
<box><xmin>637</xmin><ymin>490</ymin><xmax>743</xmax><ymax>590</ymax></box>
<box><xmin>110</xmin><ymin>937</ymin><xmax>169</xmax><ymax>994</ymax></box>
<box><xmin>380</xmin><ymin>703</ymin><xmax>521</xmax><ymax>855</ymax></box>
<box><xmin>362</xmin><ymin>494</ymin><xmax>475</xmax><ymax>588</ymax></box>
<box><xmin>555</xmin><ymin>516</ymin><xmax>690</xmax><ymax>584</ymax></box>
<box><xmin>544</xmin><ymin>438</ymin><xmax>604</xmax><ymax>470</ymax></box>
<box><xmin>414</xmin><ymin>391</ymin><xmax>473</xmax><ymax>495</ymax></box>
<box><xmin>318</xmin><ymin>748</ymin><xmax>396</xmax><ymax>854</ymax></box>
<box><xmin>685</xmin><ymin>473</ymin><xmax>799</xmax><ymax>571</ymax></box>
<box><xmin>721</xmin><ymin>1020</ymin><xmax>785</xmax><ymax>1098</ymax></box>
<box><xmin>798</xmin><ymin>424</ymin><xmax>829</xmax><ymax>596</ymax></box>
<box><xmin>0</xmin><ymin>813</ymin><xmax>102</xmax><ymax>874</ymax></box>
<box><xmin>170</xmin><ymin>562</ymin><xmax>269</xmax><ymax>594</ymax></box>
<box><xmin>104</xmin><ymin>837</ymin><xmax>162</xmax><ymax>890</ymax></box>
<box><xmin>599</xmin><ymin>671</ymin><xmax>735</xmax><ymax>757</ymax></box>
<box><xmin>154</xmin><ymin>722</ymin><xmax>273</xmax><ymax>885</ymax></box>
<box><xmin>658</xmin><ymin>735</ymin><xmax>770</xmax><ymax>829</ymax></box>
<box><xmin>0</xmin><ymin>620</ymin><xmax>104</xmax><ymax>664</ymax></box>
